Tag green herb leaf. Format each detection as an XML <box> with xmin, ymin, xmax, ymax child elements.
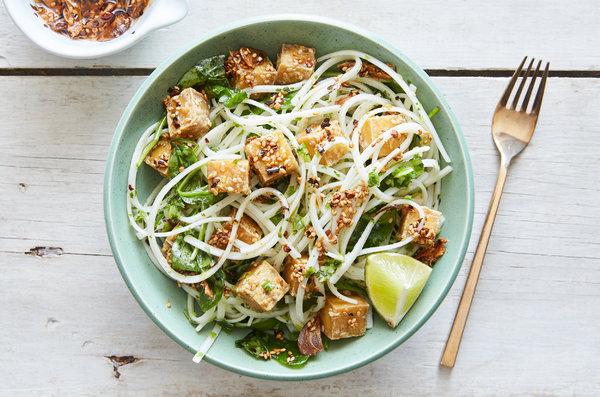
<box><xmin>196</xmin><ymin>269</ymin><xmax>224</xmax><ymax>312</ymax></box>
<box><xmin>177</xmin><ymin>170</ymin><xmax>218</xmax><ymax>206</ymax></box>
<box><xmin>178</xmin><ymin>55</ymin><xmax>228</xmax><ymax>89</ymax></box>
<box><xmin>428</xmin><ymin>106</ymin><xmax>440</xmax><ymax>119</ymax></box>
<box><xmin>170</xmin><ymin>232</ymin><xmax>213</xmax><ymax>273</ymax></box>
<box><xmin>368</xmin><ymin>171</ymin><xmax>380</xmax><ymax>188</ymax></box>
<box><xmin>137</xmin><ymin>116</ymin><xmax>167</xmax><ymax>167</ymax></box>
<box><xmin>347</xmin><ymin>210</ymin><xmax>397</xmax><ymax>251</ymax></box>
<box><xmin>291</xmin><ymin>214</ymin><xmax>305</xmax><ymax>234</ymax></box>
<box><xmin>335</xmin><ymin>278</ymin><xmax>367</xmax><ymax>296</ymax></box>
<box><xmin>381</xmin><ymin>156</ymin><xmax>424</xmax><ymax>189</ymax></box>
<box><xmin>316</xmin><ymin>258</ymin><xmax>342</xmax><ymax>282</ymax></box>
<box><xmin>168</xmin><ymin>139</ymin><xmax>199</xmax><ymax>178</ymax></box>
<box><xmin>262</xmin><ymin>280</ymin><xmax>274</xmax><ymax>292</ymax></box>
<box><xmin>235</xmin><ymin>331</ymin><xmax>310</xmax><ymax>368</ymax></box>
<box><xmin>296</xmin><ymin>143</ymin><xmax>311</xmax><ymax>162</ymax></box>
<box><xmin>205</xmin><ymin>85</ymin><xmax>248</xmax><ymax>108</ymax></box>
<box><xmin>223</xmin><ymin>259</ymin><xmax>254</xmax><ymax>284</ymax></box>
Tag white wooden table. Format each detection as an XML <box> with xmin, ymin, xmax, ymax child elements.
<box><xmin>1</xmin><ymin>1</ymin><xmax>599</xmax><ymax>395</ymax></box>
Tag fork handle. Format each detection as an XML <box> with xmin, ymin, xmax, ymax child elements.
<box><xmin>440</xmin><ymin>162</ymin><xmax>509</xmax><ymax>368</ymax></box>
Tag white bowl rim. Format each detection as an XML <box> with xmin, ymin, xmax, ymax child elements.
<box><xmin>2</xmin><ymin>0</ymin><xmax>189</xmax><ymax>59</ymax></box>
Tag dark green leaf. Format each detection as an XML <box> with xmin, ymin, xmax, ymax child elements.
<box><xmin>347</xmin><ymin>210</ymin><xmax>397</xmax><ymax>251</ymax></box>
<box><xmin>205</xmin><ymin>85</ymin><xmax>248</xmax><ymax>108</ymax></box>
<box><xmin>177</xmin><ymin>170</ymin><xmax>219</xmax><ymax>206</ymax></box>
<box><xmin>178</xmin><ymin>55</ymin><xmax>228</xmax><ymax>89</ymax></box>
<box><xmin>168</xmin><ymin>139</ymin><xmax>198</xmax><ymax>178</ymax></box>
<box><xmin>335</xmin><ymin>279</ymin><xmax>367</xmax><ymax>296</ymax></box>
<box><xmin>235</xmin><ymin>331</ymin><xmax>311</xmax><ymax>368</ymax></box>
<box><xmin>223</xmin><ymin>259</ymin><xmax>254</xmax><ymax>284</ymax></box>
<box><xmin>170</xmin><ymin>232</ymin><xmax>213</xmax><ymax>273</ymax></box>
<box><xmin>196</xmin><ymin>270</ymin><xmax>224</xmax><ymax>312</ymax></box>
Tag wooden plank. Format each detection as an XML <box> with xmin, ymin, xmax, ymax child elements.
<box><xmin>1</xmin><ymin>0</ymin><xmax>599</xmax><ymax>71</ymax></box>
<box><xmin>0</xmin><ymin>75</ymin><xmax>599</xmax><ymax>395</ymax></box>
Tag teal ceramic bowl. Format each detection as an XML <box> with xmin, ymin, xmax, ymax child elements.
<box><xmin>104</xmin><ymin>14</ymin><xmax>474</xmax><ymax>380</ymax></box>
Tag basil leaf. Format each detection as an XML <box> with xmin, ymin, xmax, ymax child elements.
<box><xmin>178</xmin><ymin>55</ymin><xmax>228</xmax><ymax>89</ymax></box>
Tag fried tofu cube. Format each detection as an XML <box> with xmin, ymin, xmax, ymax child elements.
<box><xmin>164</xmin><ymin>87</ymin><xmax>211</xmax><ymax>140</ymax></box>
<box><xmin>319</xmin><ymin>293</ymin><xmax>369</xmax><ymax>340</ymax></box>
<box><xmin>360</xmin><ymin>114</ymin><xmax>408</xmax><ymax>157</ymax></box>
<box><xmin>275</xmin><ymin>44</ymin><xmax>316</xmax><ymax>85</ymax></box>
<box><xmin>297</xmin><ymin>119</ymin><xmax>349</xmax><ymax>166</ymax></box>
<box><xmin>230</xmin><ymin>209</ymin><xmax>263</xmax><ymax>246</ymax></box>
<box><xmin>206</xmin><ymin>159</ymin><xmax>250</xmax><ymax>195</ymax></box>
<box><xmin>338</xmin><ymin>60</ymin><xmax>394</xmax><ymax>80</ymax></box>
<box><xmin>245</xmin><ymin>131</ymin><xmax>299</xmax><ymax>185</ymax></box>
<box><xmin>234</xmin><ymin>260</ymin><xmax>289</xmax><ymax>312</ymax></box>
<box><xmin>399</xmin><ymin>206</ymin><xmax>443</xmax><ymax>246</ymax></box>
<box><xmin>283</xmin><ymin>255</ymin><xmax>318</xmax><ymax>298</ymax></box>
<box><xmin>144</xmin><ymin>135</ymin><xmax>171</xmax><ymax>177</ymax></box>
<box><xmin>225</xmin><ymin>47</ymin><xmax>277</xmax><ymax>90</ymax></box>
<box><xmin>207</xmin><ymin>210</ymin><xmax>263</xmax><ymax>250</ymax></box>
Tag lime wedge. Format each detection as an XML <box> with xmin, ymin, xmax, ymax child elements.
<box><xmin>365</xmin><ymin>253</ymin><xmax>432</xmax><ymax>328</ymax></box>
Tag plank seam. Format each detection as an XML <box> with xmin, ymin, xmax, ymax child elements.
<box><xmin>1</xmin><ymin>68</ymin><xmax>600</xmax><ymax>78</ymax></box>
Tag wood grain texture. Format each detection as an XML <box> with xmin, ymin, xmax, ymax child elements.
<box><xmin>1</xmin><ymin>75</ymin><xmax>599</xmax><ymax>395</ymax></box>
<box><xmin>1</xmin><ymin>0</ymin><xmax>600</xmax><ymax>71</ymax></box>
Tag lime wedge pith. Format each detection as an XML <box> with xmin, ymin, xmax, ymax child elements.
<box><xmin>365</xmin><ymin>253</ymin><xmax>432</xmax><ymax>328</ymax></box>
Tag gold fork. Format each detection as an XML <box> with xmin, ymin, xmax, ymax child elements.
<box><xmin>440</xmin><ymin>57</ymin><xmax>550</xmax><ymax>368</ymax></box>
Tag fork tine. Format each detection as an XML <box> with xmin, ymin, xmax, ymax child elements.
<box><xmin>532</xmin><ymin>62</ymin><xmax>550</xmax><ymax>114</ymax></box>
<box><xmin>521</xmin><ymin>60</ymin><xmax>542</xmax><ymax>111</ymax></box>
<box><xmin>510</xmin><ymin>58</ymin><xmax>535</xmax><ymax>110</ymax></box>
<box><xmin>498</xmin><ymin>56</ymin><xmax>527</xmax><ymax>107</ymax></box>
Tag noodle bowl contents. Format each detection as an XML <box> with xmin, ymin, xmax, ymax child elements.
<box><xmin>31</xmin><ymin>0</ymin><xmax>149</xmax><ymax>41</ymax></box>
<box><xmin>127</xmin><ymin>44</ymin><xmax>452</xmax><ymax>367</ymax></box>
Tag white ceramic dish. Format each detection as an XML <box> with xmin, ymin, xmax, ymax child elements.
<box><xmin>3</xmin><ymin>0</ymin><xmax>189</xmax><ymax>59</ymax></box>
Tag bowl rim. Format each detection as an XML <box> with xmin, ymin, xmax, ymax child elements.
<box><xmin>104</xmin><ymin>13</ymin><xmax>474</xmax><ymax>380</ymax></box>
<box><xmin>2</xmin><ymin>0</ymin><xmax>188</xmax><ymax>59</ymax></box>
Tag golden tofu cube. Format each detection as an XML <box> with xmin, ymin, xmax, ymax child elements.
<box><xmin>225</xmin><ymin>47</ymin><xmax>277</xmax><ymax>90</ymax></box>
<box><xmin>319</xmin><ymin>293</ymin><xmax>369</xmax><ymax>340</ymax></box>
<box><xmin>399</xmin><ymin>206</ymin><xmax>442</xmax><ymax>246</ymax></box>
<box><xmin>234</xmin><ymin>260</ymin><xmax>289</xmax><ymax>312</ymax></box>
<box><xmin>360</xmin><ymin>114</ymin><xmax>407</xmax><ymax>157</ymax></box>
<box><xmin>230</xmin><ymin>209</ymin><xmax>263</xmax><ymax>246</ymax></box>
<box><xmin>206</xmin><ymin>159</ymin><xmax>250</xmax><ymax>195</ymax></box>
<box><xmin>245</xmin><ymin>131</ymin><xmax>299</xmax><ymax>185</ymax></box>
<box><xmin>164</xmin><ymin>88</ymin><xmax>211</xmax><ymax>140</ymax></box>
<box><xmin>144</xmin><ymin>135</ymin><xmax>171</xmax><ymax>177</ymax></box>
<box><xmin>275</xmin><ymin>44</ymin><xmax>316</xmax><ymax>84</ymax></box>
<box><xmin>282</xmin><ymin>255</ymin><xmax>318</xmax><ymax>298</ymax></box>
<box><xmin>207</xmin><ymin>210</ymin><xmax>263</xmax><ymax>250</ymax></box>
<box><xmin>297</xmin><ymin>119</ymin><xmax>349</xmax><ymax>166</ymax></box>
